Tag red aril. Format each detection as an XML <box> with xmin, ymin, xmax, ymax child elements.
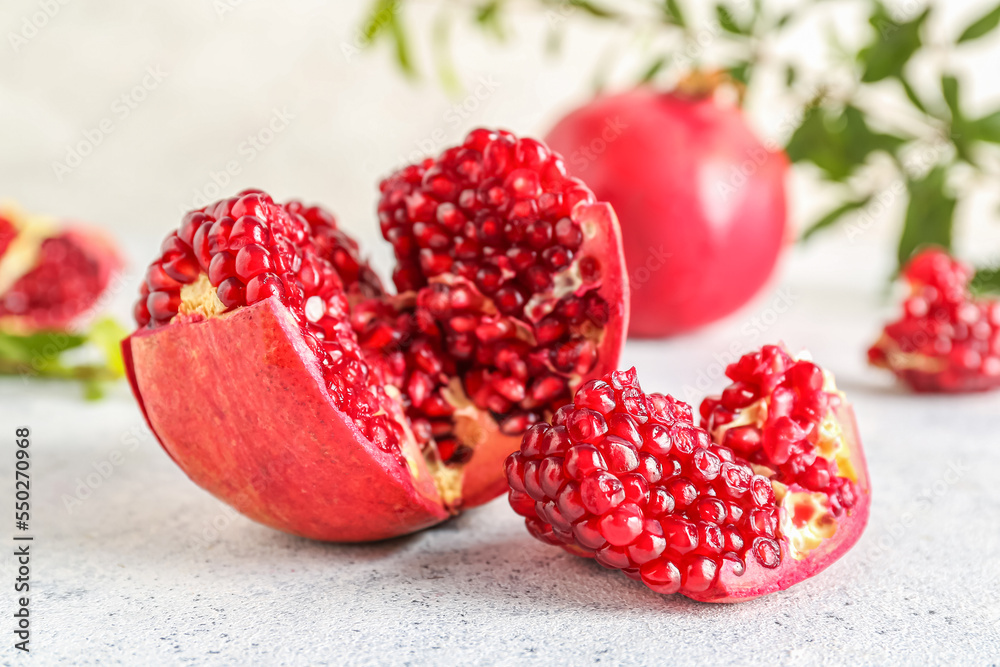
<box><xmin>869</xmin><ymin>247</ymin><xmax>1000</xmax><ymax>392</ymax></box>
<box><xmin>0</xmin><ymin>204</ymin><xmax>123</xmax><ymax>333</ymax></box>
<box><xmin>507</xmin><ymin>345</ymin><xmax>870</xmax><ymax>602</ymax></box>
<box><xmin>545</xmin><ymin>87</ymin><xmax>788</xmax><ymax>338</ymax></box>
<box><xmin>124</xmin><ymin>129</ymin><xmax>629</xmax><ymax>542</ymax></box>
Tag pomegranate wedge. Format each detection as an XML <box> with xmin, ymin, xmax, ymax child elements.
<box><xmin>125</xmin><ymin>129</ymin><xmax>629</xmax><ymax>541</ymax></box>
<box><xmin>0</xmin><ymin>203</ymin><xmax>122</xmax><ymax>333</ymax></box>
<box><xmin>506</xmin><ymin>345</ymin><xmax>870</xmax><ymax>602</ymax></box>
<box><xmin>869</xmin><ymin>247</ymin><xmax>1000</xmax><ymax>392</ymax></box>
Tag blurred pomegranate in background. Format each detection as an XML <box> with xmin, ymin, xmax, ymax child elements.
<box><xmin>546</xmin><ymin>87</ymin><xmax>789</xmax><ymax>337</ymax></box>
<box><xmin>0</xmin><ymin>203</ymin><xmax>122</xmax><ymax>333</ymax></box>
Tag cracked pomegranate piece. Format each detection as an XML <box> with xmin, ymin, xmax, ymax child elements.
<box><xmin>0</xmin><ymin>203</ymin><xmax>122</xmax><ymax>333</ymax></box>
<box><xmin>506</xmin><ymin>345</ymin><xmax>869</xmax><ymax>602</ymax></box>
<box><xmin>869</xmin><ymin>247</ymin><xmax>1000</xmax><ymax>392</ymax></box>
<box><xmin>124</xmin><ymin>129</ymin><xmax>629</xmax><ymax>542</ymax></box>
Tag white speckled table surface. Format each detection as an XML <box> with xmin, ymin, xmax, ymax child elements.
<box><xmin>2</xmin><ymin>269</ymin><xmax>999</xmax><ymax>666</ymax></box>
<box><xmin>3</xmin><ymin>0</ymin><xmax>1000</xmax><ymax>662</ymax></box>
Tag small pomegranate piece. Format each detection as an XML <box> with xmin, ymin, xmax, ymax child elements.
<box><xmin>124</xmin><ymin>129</ymin><xmax>629</xmax><ymax>542</ymax></box>
<box><xmin>869</xmin><ymin>247</ymin><xmax>1000</xmax><ymax>392</ymax></box>
<box><xmin>545</xmin><ymin>88</ymin><xmax>788</xmax><ymax>338</ymax></box>
<box><xmin>0</xmin><ymin>204</ymin><xmax>123</xmax><ymax>333</ymax></box>
<box><xmin>507</xmin><ymin>345</ymin><xmax>870</xmax><ymax>602</ymax></box>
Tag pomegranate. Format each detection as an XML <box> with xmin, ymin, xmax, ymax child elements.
<box><xmin>0</xmin><ymin>203</ymin><xmax>123</xmax><ymax>333</ymax></box>
<box><xmin>545</xmin><ymin>87</ymin><xmax>788</xmax><ymax>337</ymax></box>
<box><xmin>123</xmin><ymin>129</ymin><xmax>629</xmax><ymax>542</ymax></box>
<box><xmin>506</xmin><ymin>345</ymin><xmax>869</xmax><ymax>602</ymax></box>
<box><xmin>869</xmin><ymin>247</ymin><xmax>1000</xmax><ymax>392</ymax></box>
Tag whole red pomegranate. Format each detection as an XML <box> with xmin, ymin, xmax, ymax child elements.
<box><xmin>506</xmin><ymin>345</ymin><xmax>869</xmax><ymax>602</ymax></box>
<box><xmin>123</xmin><ymin>129</ymin><xmax>630</xmax><ymax>542</ymax></box>
<box><xmin>0</xmin><ymin>203</ymin><xmax>122</xmax><ymax>333</ymax></box>
<box><xmin>545</xmin><ymin>87</ymin><xmax>788</xmax><ymax>337</ymax></box>
<box><xmin>869</xmin><ymin>247</ymin><xmax>1000</xmax><ymax>392</ymax></box>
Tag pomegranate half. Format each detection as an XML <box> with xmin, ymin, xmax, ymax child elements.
<box><xmin>0</xmin><ymin>203</ymin><xmax>123</xmax><ymax>333</ymax></box>
<box><xmin>506</xmin><ymin>345</ymin><xmax>869</xmax><ymax>602</ymax></box>
<box><xmin>124</xmin><ymin>129</ymin><xmax>630</xmax><ymax>541</ymax></box>
<box><xmin>545</xmin><ymin>88</ymin><xmax>789</xmax><ymax>338</ymax></box>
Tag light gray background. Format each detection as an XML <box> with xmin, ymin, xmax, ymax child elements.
<box><xmin>1</xmin><ymin>0</ymin><xmax>1000</xmax><ymax>664</ymax></box>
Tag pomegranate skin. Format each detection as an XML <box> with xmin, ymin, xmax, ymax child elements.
<box><xmin>546</xmin><ymin>89</ymin><xmax>788</xmax><ymax>337</ymax></box>
<box><xmin>689</xmin><ymin>404</ymin><xmax>870</xmax><ymax>603</ymax></box>
<box><xmin>124</xmin><ymin>297</ymin><xmax>450</xmax><ymax>542</ymax></box>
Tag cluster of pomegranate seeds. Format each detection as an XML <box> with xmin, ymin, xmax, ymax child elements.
<box><xmin>378</xmin><ymin>128</ymin><xmax>610</xmax><ymax>436</ymax></box>
<box><xmin>0</xmin><ymin>234</ymin><xmax>109</xmax><ymax>329</ymax></box>
<box><xmin>700</xmin><ymin>345</ymin><xmax>859</xmax><ymax>517</ymax></box>
<box><xmin>506</xmin><ymin>368</ymin><xmax>785</xmax><ymax>597</ymax></box>
<box><xmin>869</xmin><ymin>248</ymin><xmax>1000</xmax><ymax>392</ymax></box>
<box><xmin>134</xmin><ymin>189</ymin><xmax>409</xmax><ymax>461</ymax></box>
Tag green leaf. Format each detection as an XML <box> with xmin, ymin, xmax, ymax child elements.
<box><xmin>972</xmin><ymin>266</ymin><xmax>1000</xmax><ymax>295</ymax></box>
<box><xmin>432</xmin><ymin>12</ymin><xmax>461</xmax><ymax>95</ymax></box>
<box><xmin>662</xmin><ymin>0</ymin><xmax>686</xmax><ymax>27</ymax></box>
<box><xmin>941</xmin><ymin>74</ymin><xmax>960</xmax><ymax>118</ymax></box>
<box><xmin>957</xmin><ymin>3</ymin><xmax>1000</xmax><ymax>43</ymax></box>
<box><xmin>715</xmin><ymin>5</ymin><xmax>745</xmax><ymax>35</ymax></box>
<box><xmin>784</xmin><ymin>64</ymin><xmax>797</xmax><ymax>87</ymax></box>
<box><xmin>567</xmin><ymin>0</ymin><xmax>617</xmax><ymax>19</ymax></box>
<box><xmin>639</xmin><ymin>56</ymin><xmax>667</xmax><ymax>84</ymax></box>
<box><xmin>475</xmin><ymin>1</ymin><xmax>506</xmax><ymax>40</ymax></box>
<box><xmin>968</xmin><ymin>110</ymin><xmax>1000</xmax><ymax>143</ymax></box>
<box><xmin>0</xmin><ymin>318</ymin><xmax>126</xmax><ymax>397</ymax></box>
<box><xmin>939</xmin><ymin>74</ymin><xmax>978</xmax><ymax>164</ymax></box>
<box><xmin>0</xmin><ymin>330</ymin><xmax>86</xmax><ymax>369</ymax></box>
<box><xmin>775</xmin><ymin>10</ymin><xmax>795</xmax><ymax>29</ymax></box>
<box><xmin>899</xmin><ymin>76</ymin><xmax>927</xmax><ymax>114</ymax></box>
<box><xmin>898</xmin><ymin>166</ymin><xmax>956</xmax><ymax>269</ymax></box>
<box><xmin>388</xmin><ymin>9</ymin><xmax>416</xmax><ymax>77</ymax></box>
<box><xmin>801</xmin><ymin>195</ymin><xmax>874</xmax><ymax>241</ymax></box>
<box><xmin>785</xmin><ymin>105</ymin><xmax>906</xmax><ymax>181</ymax></box>
<box><xmin>86</xmin><ymin>317</ymin><xmax>127</xmax><ymax>379</ymax></box>
<box><xmin>360</xmin><ymin>0</ymin><xmax>396</xmax><ymax>43</ymax></box>
<box><xmin>727</xmin><ymin>60</ymin><xmax>751</xmax><ymax>86</ymax></box>
<box><xmin>858</xmin><ymin>5</ymin><xmax>929</xmax><ymax>83</ymax></box>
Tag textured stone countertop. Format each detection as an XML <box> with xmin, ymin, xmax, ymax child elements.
<box><xmin>4</xmin><ymin>0</ymin><xmax>1000</xmax><ymax>662</ymax></box>
<box><xmin>1</xmin><ymin>270</ymin><xmax>999</xmax><ymax>666</ymax></box>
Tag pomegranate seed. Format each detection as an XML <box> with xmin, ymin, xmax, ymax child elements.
<box><xmin>579</xmin><ymin>471</ymin><xmax>625</xmax><ymax>514</ymax></box>
<box><xmin>147</xmin><ymin>290</ymin><xmax>179</xmax><ymax>321</ymax></box>
<box><xmin>229</xmin><ymin>215</ymin><xmax>270</xmax><ymax>250</ymax></box>
<box><xmin>216</xmin><ymin>277</ymin><xmax>246</xmax><ymax>308</ymax></box>
<box><xmin>566</xmin><ymin>408</ymin><xmax>608</xmax><ymax>444</ymax></box>
<box><xmin>681</xmin><ymin>556</ymin><xmax>718</xmax><ymax>593</ymax></box>
<box><xmin>246</xmin><ymin>273</ymin><xmax>286</xmax><ymax>304</ymax></box>
<box><xmin>599</xmin><ymin>504</ymin><xmax>643</xmax><ymax>546</ymax></box>
<box><xmin>661</xmin><ymin>517</ymin><xmax>698</xmax><ymax>555</ymax></box>
<box><xmin>563</xmin><ymin>445</ymin><xmax>606</xmax><ymax>480</ymax></box>
<box><xmin>595</xmin><ymin>436</ymin><xmax>639</xmax><ymax>474</ymax></box>
<box><xmin>628</xmin><ymin>526</ymin><xmax>666</xmax><ymax>565</ymax></box>
<box><xmin>639</xmin><ymin>559</ymin><xmax>681</xmax><ymax>594</ymax></box>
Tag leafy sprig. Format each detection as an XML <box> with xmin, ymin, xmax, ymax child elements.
<box><xmin>361</xmin><ymin>0</ymin><xmax>1000</xmax><ymax>291</ymax></box>
<box><xmin>0</xmin><ymin>317</ymin><xmax>128</xmax><ymax>399</ymax></box>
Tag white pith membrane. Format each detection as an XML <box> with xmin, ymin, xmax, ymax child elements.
<box><xmin>869</xmin><ymin>333</ymin><xmax>948</xmax><ymax>373</ymax></box>
<box><xmin>171</xmin><ymin>219</ymin><xmax>606</xmax><ymax>509</ymax></box>
<box><xmin>709</xmin><ymin>355</ymin><xmax>857</xmax><ymax>561</ymax></box>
